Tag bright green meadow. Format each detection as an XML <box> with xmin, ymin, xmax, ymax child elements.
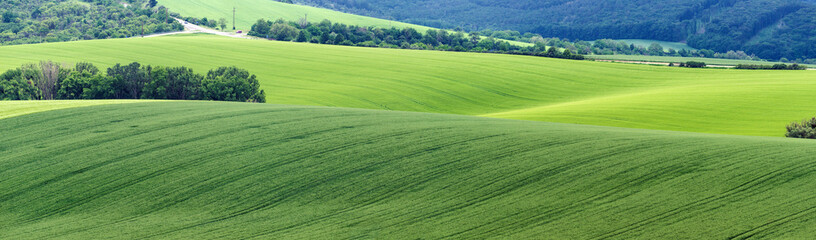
<box><xmin>2</xmin><ymin>101</ymin><xmax>816</xmax><ymax>239</ymax></box>
<box><xmin>2</xmin><ymin>35</ymin><xmax>815</xmax><ymax>136</ymax></box>
<box><xmin>0</xmin><ymin>100</ymin><xmax>158</xmax><ymax>120</ymax></box>
<box><xmin>158</xmin><ymin>0</ymin><xmax>433</xmax><ymax>31</ymax></box>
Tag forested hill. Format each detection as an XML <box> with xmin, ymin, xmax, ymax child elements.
<box><xmin>295</xmin><ymin>0</ymin><xmax>816</xmax><ymax>61</ymax></box>
<box><xmin>0</xmin><ymin>0</ymin><xmax>182</xmax><ymax>45</ymax></box>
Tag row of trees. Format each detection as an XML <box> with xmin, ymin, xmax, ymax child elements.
<box><xmin>0</xmin><ymin>0</ymin><xmax>182</xmax><ymax>45</ymax></box>
<box><xmin>0</xmin><ymin>61</ymin><xmax>265</xmax><ymax>102</ymax></box>
<box><xmin>248</xmin><ymin>19</ymin><xmax>585</xmax><ymax>60</ymax></box>
<box><xmin>734</xmin><ymin>63</ymin><xmax>807</xmax><ymax>70</ymax></box>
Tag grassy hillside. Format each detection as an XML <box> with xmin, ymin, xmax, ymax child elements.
<box><xmin>1</xmin><ymin>101</ymin><xmax>816</xmax><ymax>239</ymax></box>
<box><xmin>159</xmin><ymin>0</ymin><xmax>434</xmax><ymax>32</ymax></box>
<box><xmin>1</xmin><ymin>35</ymin><xmax>815</xmax><ymax>136</ymax></box>
<box><xmin>0</xmin><ymin>100</ymin><xmax>156</xmax><ymax>120</ymax></box>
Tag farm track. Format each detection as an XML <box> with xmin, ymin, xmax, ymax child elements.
<box><xmin>2</xmin><ymin>102</ymin><xmax>816</xmax><ymax>239</ymax></box>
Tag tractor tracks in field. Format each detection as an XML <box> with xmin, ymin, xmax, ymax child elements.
<box><xmin>593</xmin><ymin>157</ymin><xmax>816</xmax><ymax>239</ymax></box>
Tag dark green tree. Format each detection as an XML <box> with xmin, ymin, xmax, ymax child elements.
<box><xmin>202</xmin><ymin>67</ymin><xmax>265</xmax><ymax>103</ymax></box>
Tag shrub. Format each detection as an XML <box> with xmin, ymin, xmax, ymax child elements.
<box><xmin>684</xmin><ymin>61</ymin><xmax>706</xmax><ymax>68</ymax></box>
<box><xmin>786</xmin><ymin>117</ymin><xmax>816</xmax><ymax>139</ymax></box>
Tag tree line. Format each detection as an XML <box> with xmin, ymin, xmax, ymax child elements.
<box><xmin>734</xmin><ymin>63</ymin><xmax>807</xmax><ymax>70</ymax></box>
<box><xmin>0</xmin><ymin>61</ymin><xmax>265</xmax><ymax>102</ymax></box>
<box><xmin>249</xmin><ymin>18</ymin><xmax>584</xmax><ymax>60</ymax></box>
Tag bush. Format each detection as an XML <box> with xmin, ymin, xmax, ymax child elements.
<box><xmin>684</xmin><ymin>61</ymin><xmax>706</xmax><ymax>68</ymax></box>
<box><xmin>786</xmin><ymin>117</ymin><xmax>816</xmax><ymax>139</ymax></box>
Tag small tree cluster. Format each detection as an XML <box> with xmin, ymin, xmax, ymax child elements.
<box><xmin>786</xmin><ymin>117</ymin><xmax>816</xmax><ymax>139</ymax></box>
<box><xmin>679</xmin><ymin>61</ymin><xmax>706</xmax><ymax>68</ymax></box>
<box><xmin>0</xmin><ymin>61</ymin><xmax>265</xmax><ymax>103</ymax></box>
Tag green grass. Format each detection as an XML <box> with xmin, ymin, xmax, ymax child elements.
<box><xmin>615</xmin><ymin>39</ymin><xmax>698</xmax><ymax>51</ymax></box>
<box><xmin>1</xmin><ymin>101</ymin><xmax>816</xmax><ymax>239</ymax></box>
<box><xmin>591</xmin><ymin>54</ymin><xmax>815</xmax><ymax>68</ymax></box>
<box><xmin>0</xmin><ymin>100</ymin><xmax>157</xmax><ymax>120</ymax></box>
<box><xmin>1</xmin><ymin>35</ymin><xmax>815</xmax><ymax>136</ymax></box>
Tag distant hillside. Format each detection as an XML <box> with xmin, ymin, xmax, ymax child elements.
<box><xmin>3</xmin><ymin>101</ymin><xmax>816</xmax><ymax>239</ymax></box>
<box><xmin>0</xmin><ymin>0</ymin><xmax>182</xmax><ymax>45</ymax></box>
<box><xmin>296</xmin><ymin>0</ymin><xmax>816</xmax><ymax>61</ymax></box>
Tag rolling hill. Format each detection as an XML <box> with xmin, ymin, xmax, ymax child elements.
<box><xmin>1</xmin><ymin>101</ymin><xmax>816</xmax><ymax>239</ymax></box>
<box><xmin>0</xmin><ymin>100</ymin><xmax>159</xmax><ymax>120</ymax></box>
<box><xmin>158</xmin><ymin>0</ymin><xmax>435</xmax><ymax>32</ymax></box>
<box><xmin>1</xmin><ymin>35</ymin><xmax>816</xmax><ymax>136</ymax></box>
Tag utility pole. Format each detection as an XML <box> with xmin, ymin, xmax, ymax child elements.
<box><xmin>233</xmin><ymin>7</ymin><xmax>236</xmax><ymax>30</ymax></box>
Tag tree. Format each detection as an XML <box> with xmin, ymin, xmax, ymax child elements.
<box><xmin>469</xmin><ymin>32</ymin><xmax>480</xmax><ymax>45</ymax></box>
<box><xmin>141</xmin><ymin>66</ymin><xmax>168</xmax><ymax>99</ymax></box>
<box><xmin>165</xmin><ymin>66</ymin><xmax>202</xmax><ymax>100</ymax></box>
<box><xmin>269</xmin><ymin>23</ymin><xmax>299</xmax><ymax>41</ymax></box>
<box><xmin>107</xmin><ymin>62</ymin><xmax>148</xmax><ymax>99</ymax></box>
<box><xmin>647</xmin><ymin>43</ymin><xmax>664</xmax><ymax>55</ymax></box>
<box><xmin>787</xmin><ymin>117</ymin><xmax>816</xmax><ymax>139</ymax></box>
<box><xmin>295</xmin><ymin>31</ymin><xmax>308</xmax><ymax>42</ymax></box>
<box><xmin>219</xmin><ymin>18</ymin><xmax>227</xmax><ymax>31</ymax></box>
<box><xmin>202</xmin><ymin>66</ymin><xmax>265</xmax><ymax>102</ymax></box>
<box><xmin>75</xmin><ymin>62</ymin><xmax>99</xmax><ymax>75</ymax></box>
<box><xmin>250</xmin><ymin>19</ymin><xmax>270</xmax><ymax>37</ymax></box>
<box><xmin>148</xmin><ymin>0</ymin><xmax>158</xmax><ymax>8</ymax></box>
<box><xmin>0</xmin><ymin>68</ymin><xmax>39</xmax><ymax>100</ymax></box>
<box><xmin>544</xmin><ymin>47</ymin><xmax>560</xmax><ymax>58</ymax></box>
<box><xmin>81</xmin><ymin>75</ymin><xmax>117</xmax><ymax>99</ymax></box>
<box><xmin>57</xmin><ymin>71</ymin><xmax>93</xmax><ymax>99</ymax></box>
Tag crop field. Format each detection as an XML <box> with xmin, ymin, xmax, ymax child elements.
<box><xmin>158</xmin><ymin>0</ymin><xmax>434</xmax><ymax>32</ymax></box>
<box><xmin>2</xmin><ymin>35</ymin><xmax>816</xmax><ymax>136</ymax></box>
<box><xmin>0</xmin><ymin>100</ymin><xmax>156</xmax><ymax>120</ymax></box>
<box><xmin>1</xmin><ymin>101</ymin><xmax>815</xmax><ymax>239</ymax></box>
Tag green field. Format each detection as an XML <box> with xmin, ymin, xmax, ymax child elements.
<box><xmin>616</xmin><ymin>39</ymin><xmax>698</xmax><ymax>51</ymax></box>
<box><xmin>2</xmin><ymin>35</ymin><xmax>816</xmax><ymax>136</ymax></box>
<box><xmin>159</xmin><ymin>0</ymin><xmax>433</xmax><ymax>32</ymax></box>
<box><xmin>0</xmin><ymin>100</ymin><xmax>157</xmax><ymax>120</ymax></box>
<box><xmin>157</xmin><ymin>0</ymin><xmax>532</xmax><ymax>47</ymax></box>
<box><xmin>1</xmin><ymin>101</ymin><xmax>816</xmax><ymax>239</ymax></box>
<box><xmin>591</xmin><ymin>54</ymin><xmax>816</xmax><ymax>68</ymax></box>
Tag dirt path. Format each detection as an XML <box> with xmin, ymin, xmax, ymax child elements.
<box><xmin>141</xmin><ymin>18</ymin><xmax>253</xmax><ymax>39</ymax></box>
